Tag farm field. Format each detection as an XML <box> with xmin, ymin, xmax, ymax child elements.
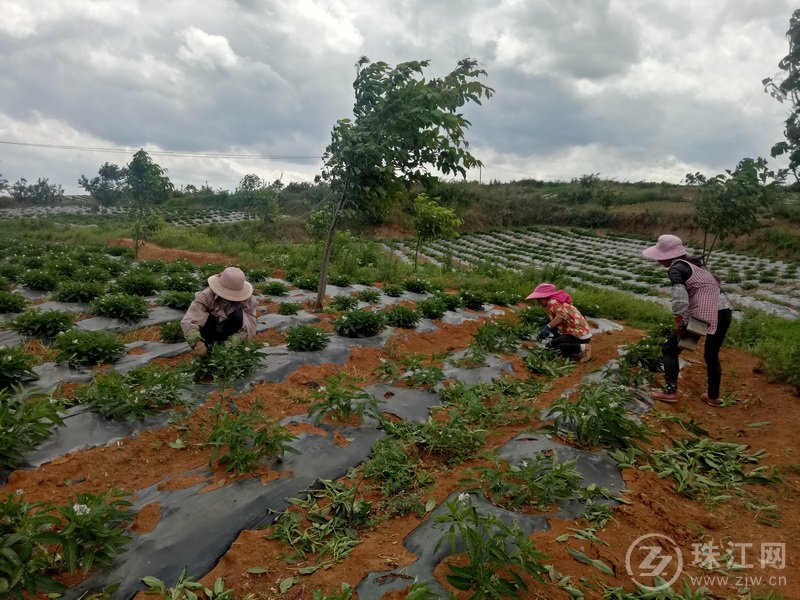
<box><xmin>0</xmin><ymin>231</ymin><xmax>798</xmax><ymax>600</ymax></box>
<box><xmin>388</xmin><ymin>228</ymin><xmax>800</xmax><ymax>320</ymax></box>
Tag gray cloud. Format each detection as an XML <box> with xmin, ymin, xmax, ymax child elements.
<box><xmin>0</xmin><ymin>0</ymin><xmax>795</xmax><ymax>192</ymax></box>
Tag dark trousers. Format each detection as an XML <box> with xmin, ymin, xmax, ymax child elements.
<box><xmin>551</xmin><ymin>333</ymin><xmax>588</xmax><ymax>358</ymax></box>
<box><xmin>199</xmin><ymin>308</ymin><xmax>243</xmax><ymax>349</ymax></box>
<box><xmin>663</xmin><ymin>308</ymin><xmax>732</xmax><ymax>398</ymax></box>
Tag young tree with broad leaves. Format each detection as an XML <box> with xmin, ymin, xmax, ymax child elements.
<box><xmin>234</xmin><ymin>174</ymin><xmax>280</xmax><ymax>225</ymax></box>
<box><xmin>412</xmin><ymin>193</ymin><xmax>462</xmax><ymax>270</ymax></box>
<box><xmin>10</xmin><ymin>178</ymin><xmax>65</xmax><ymax>205</ymax></box>
<box><xmin>686</xmin><ymin>157</ymin><xmax>785</xmax><ymax>264</ymax></box>
<box><xmin>78</xmin><ymin>162</ymin><xmax>128</xmax><ymax>211</ymax></box>
<box><xmin>763</xmin><ymin>8</ymin><xmax>800</xmax><ymax>182</ymax></box>
<box><xmin>126</xmin><ymin>150</ymin><xmax>173</xmax><ymax>259</ymax></box>
<box><xmin>314</xmin><ymin>57</ymin><xmax>493</xmax><ymax>310</ymax></box>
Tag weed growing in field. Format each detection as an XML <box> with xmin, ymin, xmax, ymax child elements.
<box><xmin>523</xmin><ymin>346</ymin><xmax>575</xmax><ymax>378</ymax></box>
<box><xmin>333</xmin><ymin>309</ymin><xmax>385</xmax><ymax>338</ymax></box>
<box><xmin>158</xmin><ymin>290</ymin><xmax>195</xmax><ymax>310</ymax></box>
<box><xmin>91</xmin><ymin>293</ymin><xmax>149</xmax><ymax>322</ymax></box>
<box><xmin>160</xmin><ymin>321</ymin><xmax>186</xmax><ymax>343</ymax></box>
<box><xmin>206</xmin><ymin>401</ymin><xmax>298</xmax><ymax>474</ymax></box>
<box><xmin>376</xmin><ymin>353</ymin><xmax>445</xmax><ymax>389</ymax></box>
<box><xmin>53</xmin><ymin>330</ymin><xmax>125</xmax><ymax>366</ymax></box>
<box><xmin>462</xmin><ymin>453</ymin><xmax>583</xmax><ymax>510</ymax></box>
<box><xmin>643</xmin><ymin>438</ymin><xmax>779</xmax><ymax>504</ymax></box>
<box><xmin>269</xmin><ymin>479</ymin><xmax>371</xmax><ymax>573</ymax></box>
<box><xmin>435</xmin><ymin>495</ymin><xmax>547</xmax><ymax>598</ymax></box>
<box><xmin>415</xmin><ymin>415</ymin><xmax>487</xmax><ymax>465</ymax></box>
<box><xmin>439</xmin><ymin>378</ymin><xmax>543</xmax><ymax>428</ymax></box>
<box><xmin>546</xmin><ymin>383</ymin><xmax>651</xmax><ymax>449</ymax></box>
<box><xmin>0</xmin><ymin>347</ymin><xmax>37</xmax><ymax>390</ymax></box>
<box><xmin>11</xmin><ymin>309</ymin><xmax>75</xmax><ymax>339</ymax></box>
<box><xmin>362</xmin><ymin>438</ymin><xmax>433</xmax><ymax>518</ymax></box>
<box><xmin>307</xmin><ymin>373</ymin><xmax>373</xmax><ymax>423</ymax></box>
<box><xmin>0</xmin><ymin>389</ymin><xmax>63</xmax><ymax>467</ymax></box>
<box><xmin>278</xmin><ymin>301</ymin><xmax>303</xmax><ymax>315</ymax></box>
<box><xmin>74</xmin><ymin>365</ymin><xmax>190</xmax><ymax>419</ymax></box>
<box><xmin>143</xmin><ymin>568</ymin><xmax>255</xmax><ymax>600</ymax></box>
<box><xmin>286</xmin><ymin>324</ymin><xmax>330</xmax><ymax>352</ymax></box>
<box><xmin>0</xmin><ymin>290</ymin><xmax>26</xmax><ymax>314</ymax></box>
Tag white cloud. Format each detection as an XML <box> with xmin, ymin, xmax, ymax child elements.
<box><xmin>177</xmin><ymin>27</ymin><xmax>239</xmax><ymax>71</ymax></box>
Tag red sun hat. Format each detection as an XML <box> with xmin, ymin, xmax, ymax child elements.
<box><xmin>526</xmin><ymin>282</ymin><xmax>557</xmax><ymax>300</ymax></box>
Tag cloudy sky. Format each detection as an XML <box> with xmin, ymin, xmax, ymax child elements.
<box><xmin>0</xmin><ymin>0</ymin><xmax>796</xmax><ymax>193</ymax></box>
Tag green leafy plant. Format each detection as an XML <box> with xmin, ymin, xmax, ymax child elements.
<box><xmin>329</xmin><ymin>274</ymin><xmax>352</xmax><ymax>287</ymax></box>
<box><xmin>10</xmin><ymin>309</ymin><xmax>75</xmax><ymax>339</ymax></box>
<box><xmin>53</xmin><ymin>280</ymin><xmax>105</xmax><ymax>303</ymax></box>
<box><xmin>0</xmin><ymin>389</ymin><xmax>63</xmax><ymax>467</ymax></box>
<box><xmin>0</xmin><ymin>291</ymin><xmax>26</xmax><ymax>314</ymax></box>
<box><xmin>333</xmin><ymin>309</ymin><xmax>385</xmax><ymax>338</ymax></box>
<box><xmin>74</xmin><ymin>365</ymin><xmax>190</xmax><ymax>419</ymax></box>
<box><xmin>20</xmin><ymin>269</ymin><xmax>58</xmax><ymax>291</ymax></box>
<box><xmin>0</xmin><ymin>347</ymin><xmax>37</xmax><ymax>390</ymax></box>
<box><xmin>286</xmin><ymin>324</ymin><xmax>331</xmax><ymax>352</ymax></box>
<box><xmin>115</xmin><ymin>269</ymin><xmax>162</xmax><ymax>296</ymax></box>
<box><xmin>546</xmin><ymin>383</ymin><xmax>651</xmax><ymax>449</ymax></box>
<box><xmin>261</xmin><ymin>280</ymin><xmax>290</xmax><ymax>296</ymax></box>
<box><xmin>160</xmin><ymin>321</ymin><xmax>186</xmax><ymax>343</ymax></box>
<box><xmin>353</xmin><ymin>289</ymin><xmax>379</xmax><ymax>304</ymax></box>
<box><xmin>624</xmin><ymin>322</ymin><xmax>672</xmax><ymax>372</ymax></box>
<box><xmin>435</xmin><ymin>292</ymin><xmax>463</xmax><ymax>311</ymax></box>
<box><xmin>308</xmin><ymin>373</ymin><xmax>373</xmax><ymax>423</ymax></box>
<box><xmin>53</xmin><ymin>330</ymin><xmax>126</xmax><ymax>366</ymax></box>
<box><xmin>439</xmin><ymin>379</ymin><xmax>544</xmax><ymax>428</ymax></box>
<box><xmin>403</xmin><ymin>278</ymin><xmax>431</xmax><ymax>294</ymax></box>
<box><xmin>362</xmin><ymin>438</ymin><xmax>433</xmax><ymax>517</ymax></box>
<box><xmin>269</xmin><ymin>479</ymin><xmax>371</xmax><ymax>573</ymax></box>
<box><xmin>376</xmin><ymin>353</ymin><xmax>445</xmax><ymax>388</ymax></box>
<box><xmin>462</xmin><ymin>454</ymin><xmax>583</xmax><ymax>511</ymax></box>
<box><xmin>278</xmin><ymin>302</ymin><xmax>303</xmax><ymax>316</ymax></box>
<box><xmin>435</xmin><ymin>496</ymin><xmax>547</xmax><ymax>598</ymax></box>
<box><xmin>383</xmin><ymin>305</ymin><xmax>421</xmax><ymax>329</ymax></box>
<box><xmin>460</xmin><ymin>289</ymin><xmax>486</xmax><ymax>310</ymax></box>
<box><xmin>328</xmin><ymin>295</ymin><xmax>359</xmax><ymax>312</ymax></box>
<box><xmin>415</xmin><ymin>416</ymin><xmax>487</xmax><ymax>465</ymax></box>
<box><xmin>417</xmin><ymin>297</ymin><xmax>447</xmax><ymax>319</ymax></box>
<box><xmin>52</xmin><ymin>491</ymin><xmax>135</xmax><ymax>573</ymax></box>
<box><xmin>206</xmin><ymin>401</ymin><xmax>298</xmax><ymax>474</ymax></box>
<box><xmin>91</xmin><ymin>293</ymin><xmax>149</xmax><ymax>322</ymax></box>
<box><xmin>162</xmin><ymin>272</ymin><xmax>200</xmax><ymax>293</ymax></box>
<box><xmin>159</xmin><ymin>290</ymin><xmax>195</xmax><ymax>311</ymax></box>
<box><xmin>382</xmin><ymin>284</ymin><xmax>403</xmax><ymax>297</ymax></box>
<box><xmin>193</xmin><ymin>341</ymin><xmax>264</xmax><ymax>383</ymax></box>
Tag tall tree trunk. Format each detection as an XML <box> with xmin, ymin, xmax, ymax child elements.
<box><xmin>414</xmin><ymin>236</ymin><xmax>421</xmax><ymax>272</ymax></box>
<box><xmin>314</xmin><ymin>192</ymin><xmax>347</xmax><ymax>311</ymax></box>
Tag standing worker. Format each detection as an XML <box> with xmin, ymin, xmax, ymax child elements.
<box><xmin>526</xmin><ymin>283</ymin><xmax>592</xmax><ymax>362</ymax></box>
<box><xmin>181</xmin><ymin>266</ymin><xmax>258</xmax><ymax>357</ymax></box>
<box><xmin>642</xmin><ymin>234</ymin><xmax>732</xmax><ymax>406</ymax></box>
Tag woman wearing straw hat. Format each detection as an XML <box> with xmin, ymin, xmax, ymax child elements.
<box><xmin>526</xmin><ymin>283</ymin><xmax>592</xmax><ymax>362</ymax></box>
<box><xmin>181</xmin><ymin>267</ymin><xmax>258</xmax><ymax>357</ymax></box>
<box><xmin>642</xmin><ymin>234</ymin><xmax>732</xmax><ymax>407</ymax></box>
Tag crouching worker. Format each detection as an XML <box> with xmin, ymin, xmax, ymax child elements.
<box><xmin>526</xmin><ymin>283</ymin><xmax>592</xmax><ymax>362</ymax></box>
<box><xmin>181</xmin><ymin>267</ymin><xmax>257</xmax><ymax>357</ymax></box>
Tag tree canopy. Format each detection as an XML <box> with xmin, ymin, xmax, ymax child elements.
<box><xmin>412</xmin><ymin>193</ymin><xmax>462</xmax><ymax>270</ymax></box>
<box><xmin>314</xmin><ymin>57</ymin><xmax>493</xmax><ymax>308</ymax></box>
<box><xmin>78</xmin><ymin>162</ymin><xmax>128</xmax><ymax>209</ymax></box>
<box><xmin>126</xmin><ymin>150</ymin><xmax>173</xmax><ymax>258</ymax></box>
<box><xmin>763</xmin><ymin>8</ymin><xmax>800</xmax><ymax>181</ymax></box>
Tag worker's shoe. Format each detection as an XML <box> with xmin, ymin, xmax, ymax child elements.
<box><xmin>578</xmin><ymin>344</ymin><xmax>592</xmax><ymax>363</ymax></box>
<box><xmin>651</xmin><ymin>389</ymin><xmax>679</xmax><ymax>403</ymax></box>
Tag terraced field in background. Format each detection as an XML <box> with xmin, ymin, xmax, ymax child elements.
<box><xmin>387</xmin><ymin>227</ymin><xmax>800</xmax><ymax>319</ymax></box>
